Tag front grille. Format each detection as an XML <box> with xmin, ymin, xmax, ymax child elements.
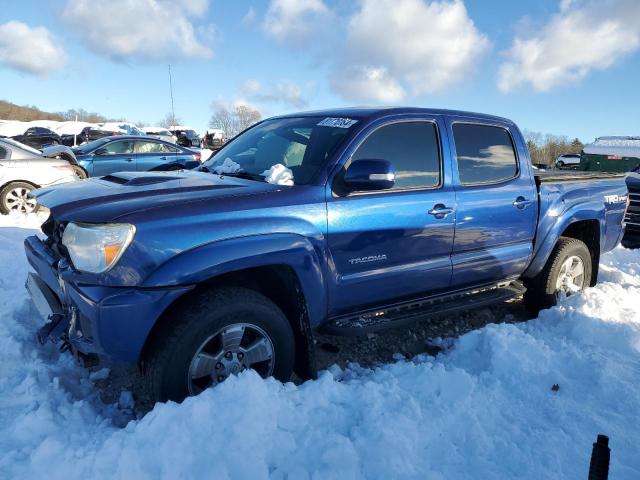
<box><xmin>623</xmin><ymin>188</ymin><xmax>640</xmax><ymax>247</ymax></box>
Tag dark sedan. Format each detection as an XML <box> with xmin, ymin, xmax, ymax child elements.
<box><xmin>72</xmin><ymin>136</ymin><xmax>201</xmax><ymax>177</ymax></box>
<box><xmin>9</xmin><ymin>126</ymin><xmax>61</xmax><ymax>149</ymax></box>
<box><xmin>60</xmin><ymin>127</ymin><xmax>120</xmax><ymax>147</ymax></box>
<box><xmin>170</xmin><ymin>128</ymin><xmax>201</xmax><ymax>148</ymax></box>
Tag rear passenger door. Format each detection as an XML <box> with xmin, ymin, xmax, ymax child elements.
<box><xmin>447</xmin><ymin>118</ymin><xmax>537</xmax><ymax>288</ymax></box>
<box><xmin>326</xmin><ymin>117</ymin><xmax>456</xmax><ymax>315</ymax></box>
<box><xmin>135</xmin><ymin>140</ymin><xmax>174</xmax><ymax>171</ymax></box>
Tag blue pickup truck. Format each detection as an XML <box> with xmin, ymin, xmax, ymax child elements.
<box><xmin>24</xmin><ymin>107</ymin><xmax>628</xmax><ymax>403</ymax></box>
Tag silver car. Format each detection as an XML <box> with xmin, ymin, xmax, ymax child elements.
<box><xmin>0</xmin><ymin>138</ymin><xmax>77</xmax><ymax>214</ymax></box>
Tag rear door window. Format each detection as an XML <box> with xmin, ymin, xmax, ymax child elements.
<box><xmin>453</xmin><ymin>124</ymin><xmax>518</xmax><ymax>185</ymax></box>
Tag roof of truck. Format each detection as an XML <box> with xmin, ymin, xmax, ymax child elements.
<box><xmin>272</xmin><ymin>107</ymin><xmax>514</xmax><ymax>124</ymax></box>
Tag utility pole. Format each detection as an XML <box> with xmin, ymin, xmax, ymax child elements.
<box><xmin>168</xmin><ymin>64</ymin><xmax>176</xmax><ymax>126</ymax></box>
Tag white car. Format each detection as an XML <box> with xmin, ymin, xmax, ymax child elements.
<box><xmin>0</xmin><ymin>138</ymin><xmax>77</xmax><ymax>214</ymax></box>
<box><xmin>143</xmin><ymin>127</ymin><xmax>178</xmax><ymax>144</ymax></box>
<box><xmin>555</xmin><ymin>154</ymin><xmax>581</xmax><ymax>169</ymax></box>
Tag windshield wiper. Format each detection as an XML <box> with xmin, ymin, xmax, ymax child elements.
<box><xmin>199</xmin><ymin>166</ymin><xmax>263</xmax><ymax>181</ymax></box>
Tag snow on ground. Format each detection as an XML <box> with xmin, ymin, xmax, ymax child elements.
<box><xmin>1</xmin><ymin>213</ymin><xmax>639</xmax><ymax>479</ymax></box>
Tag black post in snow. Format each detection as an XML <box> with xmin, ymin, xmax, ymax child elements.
<box><xmin>587</xmin><ymin>434</ymin><xmax>610</xmax><ymax>480</ymax></box>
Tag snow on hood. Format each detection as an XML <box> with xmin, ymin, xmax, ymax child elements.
<box><xmin>1</xmin><ymin>213</ymin><xmax>640</xmax><ymax>478</ymax></box>
<box><xmin>584</xmin><ymin>136</ymin><xmax>640</xmax><ymax>158</ymax></box>
<box><xmin>213</xmin><ymin>158</ymin><xmax>241</xmax><ymax>174</ymax></box>
<box><xmin>261</xmin><ymin>163</ymin><xmax>294</xmax><ymax>186</ymax></box>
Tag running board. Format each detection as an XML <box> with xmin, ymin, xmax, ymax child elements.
<box><xmin>321</xmin><ymin>281</ymin><xmax>526</xmax><ymax>336</ymax></box>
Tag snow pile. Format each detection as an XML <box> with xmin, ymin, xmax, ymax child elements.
<box><xmin>55</xmin><ymin>121</ymin><xmax>92</xmax><ymax>136</ymax></box>
<box><xmin>584</xmin><ymin>136</ymin><xmax>640</xmax><ymax>158</ymax></box>
<box><xmin>0</xmin><ymin>120</ymin><xmax>28</xmax><ymax>136</ymax></box>
<box><xmin>213</xmin><ymin>158</ymin><xmax>241</xmax><ymax>174</ymax></box>
<box><xmin>262</xmin><ymin>163</ymin><xmax>294</xmax><ymax>186</ymax></box>
<box><xmin>1</xmin><ymin>213</ymin><xmax>640</xmax><ymax>478</ymax></box>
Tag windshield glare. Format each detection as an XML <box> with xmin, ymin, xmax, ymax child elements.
<box><xmin>202</xmin><ymin>117</ymin><xmax>356</xmax><ymax>185</ymax></box>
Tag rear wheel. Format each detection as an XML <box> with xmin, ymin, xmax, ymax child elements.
<box><xmin>523</xmin><ymin>237</ymin><xmax>592</xmax><ymax>314</ymax></box>
<box><xmin>72</xmin><ymin>165</ymin><xmax>88</xmax><ymax>179</ymax></box>
<box><xmin>0</xmin><ymin>182</ymin><xmax>38</xmax><ymax>214</ymax></box>
<box><xmin>557</xmin><ymin>161</ymin><xmax>565</xmax><ymax>168</ymax></box>
<box><xmin>145</xmin><ymin>287</ymin><xmax>295</xmax><ymax>403</ymax></box>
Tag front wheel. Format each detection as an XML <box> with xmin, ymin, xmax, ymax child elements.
<box><xmin>145</xmin><ymin>287</ymin><xmax>295</xmax><ymax>403</ymax></box>
<box><xmin>0</xmin><ymin>182</ymin><xmax>38</xmax><ymax>214</ymax></box>
<box><xmin>523</xmin><ymin>237</ymin><xmax>592</xmax><ymax>314</ymax></box>
<box><xmin>72</xmin><ymin>165</ymin><xmax>88</xmax><ymax>179</ymax></box>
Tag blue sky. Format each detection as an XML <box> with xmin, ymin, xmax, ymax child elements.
<box><xmin>0</xmin><ymin>0</ymin><xmax>639</xmax><ymax>142</ymax></box>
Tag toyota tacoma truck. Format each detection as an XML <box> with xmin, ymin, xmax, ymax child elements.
<box><xmin>24</xmin><ymin>108</ymin><xmax>628</xmax><ymax>403</ymax></box>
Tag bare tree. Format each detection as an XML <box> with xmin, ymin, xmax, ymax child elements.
<box><xmin>234</xmin><ymin>105</ymin><xmax>261</xmax><ymax>134</ymax></box>
<box><xmin>209</xmin><ymin>103</ymin><xmax>236</xmax><ymax>135</ymax></box>
<box><xmin>209</xmin><ymin>102</ymin><xmax>262</xmax><ymax>137</ymax></box>
<box><xmin>160</xmin><ymin>112</ymin><xmax>181</xmax><ymax>128</ymax></box>
<box><xmin>524</xmin><ymin>130</ymin><xmax>585</xmax><ymax>166</ymax></box>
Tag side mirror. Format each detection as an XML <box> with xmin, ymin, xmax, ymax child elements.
<box><xmin>94</xmin><ymin>148</ymin><xmax>108</xmax><ymax>156</ymax></box>
<box><xmin>343</xmin><ymin>159</ymin><xmax>396</xmax><ymax>191</ymax></box>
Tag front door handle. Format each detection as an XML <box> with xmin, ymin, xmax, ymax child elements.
<box><xmin>125</xmin><ymin>157</ymin><xmax>133</xmax><ymax>162</ymax></box>
<box><xmin>428</xmin><ymin>204</ymin><xmax>455</xmax><ymax>219</ymax></box>
<box><xmin>513</xmin><ymin>196</ymin><xmax>534</xmax><ymax>209</ymax></box>
<box><xmin>160</xmin><ymin>156</ymin><xmax>167</xmax><ymax>161</ymax></box>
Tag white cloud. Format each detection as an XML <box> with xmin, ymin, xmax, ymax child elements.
<box><xmin>242</xmin><ymin>7</ymin><xmax>257</xmax><ymax>26</ymax></box>
<box><xmin>63</xmin><ymin>0</ymin><xmax>213</xmax><ymax>62</ymax></box>
<box><xmin>331</xmin><ymin>0</ymin><xmax>490</xmax><ymax>102</ymax></box>
<box><xmin>240</xmin><ymin>79</ymin><xmax>308</xmax><ymax>108</ymax></box>
<box><xmin>499</xmin><ymin>0</ymin><xmax>640</xmax><ymax>92</ymax></box>
<box><xmin>0</xmin><ymin>21</ymin><xmax>66</xmax><ymax>75</ymax></box>
<box><xmin>331</xmin><ymin>66</ymin><xmax>406</xmax><ymax>103</ymax></box>
<box><xmin>263</xmin><ymin>0</ymin><xmax>331</xmax><ymax>44</ymax></box>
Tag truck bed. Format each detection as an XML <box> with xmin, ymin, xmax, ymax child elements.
<box><xmin>534</xmin><ymin>170</ymin><xmax>626</xmax><ymax>183</ymax></box>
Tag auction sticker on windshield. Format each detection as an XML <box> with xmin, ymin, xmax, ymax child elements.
<box><xmin>317</xmin><ymin>117</ymin><xmax>358</xmax><ymax>128</ymax></box>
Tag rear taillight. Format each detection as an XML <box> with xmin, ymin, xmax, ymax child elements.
<box><xmin>193</xmin><ymin>153</ymin><xmax>201</xmax><ymax>162</ymax></box>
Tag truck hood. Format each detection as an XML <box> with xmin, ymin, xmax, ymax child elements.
<box><xmin>34</xmin><ymin>170</ymin><xmax>280</xmax><ymax>222</ymax></box>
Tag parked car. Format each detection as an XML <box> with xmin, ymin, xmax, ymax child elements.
<box><xmin>71</xmin><ymin>135</ymin><xmax>201</xmax><ymax>177</ymax></box>
<box><xmin>555</xmin><ymin>154</ymin><xmax>581</xmax><ymax>169</ymax></box>
<box><xmin>143</xmin><ymin>127</ymin><xmax>178</xmax><ymax>144</ymax></box>
<box><xmin>169</xmin><ymin>126</ymin><xmax>201</xmax><ymax>148</ymax></box>
<box><xmin>60</xmin><ymin>126</ymin><xmax>120</xmax><ymax>147</ymax></box>
<box><xmin>0</xmin><ymin>138</ymin><xmax>76</xmax><ymax>214</ymax></box>
<box><xmin>4</xmin><ymin>126</ymin><xmax>62</xmax><ymax>149</ymax></box>
<box><xmin>202</xmin><ymin>128</ymin><xmax>225</xmax><ymax>149</ymax></box>
<box><xmin>25</xmin><ymin>107</ymin><xmax>628</xmax><ymax>404</ymax></box>
<box><xmin>622</xmin><ymin>173</ymin><xmax>640</xmax><ymax>248</ymax></box>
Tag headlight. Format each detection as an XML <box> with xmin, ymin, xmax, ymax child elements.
<box><xmin>62</xmin><ymin>222</ymin><xmax>135</xmax><ymax>273</ymax></box>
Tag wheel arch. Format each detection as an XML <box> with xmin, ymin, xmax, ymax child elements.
<box><xmin>139</xmin><ymin>263</ymin><xmax>318</xmax><ymax>381</ymax></box>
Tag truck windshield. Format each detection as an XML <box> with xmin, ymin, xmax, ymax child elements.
<box><xmin>201</xmin><ymin>116</ymin><xmax>358</xmax><ymax>185</ymax></box>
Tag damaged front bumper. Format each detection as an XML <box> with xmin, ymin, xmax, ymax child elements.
<box><xmin>24</xmin><ymin>234</ymin><xmax>192</xmax><ymax>363</ymax></box>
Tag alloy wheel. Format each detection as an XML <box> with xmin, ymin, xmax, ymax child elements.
<box><xmin>187</xmin><ymin>323</ymin><xmax>275</xmax><ymax>394</ymax></box>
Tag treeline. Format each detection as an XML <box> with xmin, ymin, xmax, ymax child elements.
<box><xmin>0</xmin><ymin>100</ymin><xmax>119</xmax><ymax>123</ymax></box>
<box><xmin>524</xmin><ymin>130</ymin><xmax>584</xmax><ymax>166</ymax></box>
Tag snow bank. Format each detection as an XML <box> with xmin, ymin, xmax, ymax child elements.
<box><xmin>262</xmin><ymin>163</ymin><xmax>294</xmax><ymax>186</ymax></box>
<box><xmin>0</xmin><ymin>120</ymin><xmax>28</xmax><ymax>136</ymax></box>
<box><xmin>0</xmin><ymin>213</ymin><xmax>639</xmax><ymax>479</ymax></box>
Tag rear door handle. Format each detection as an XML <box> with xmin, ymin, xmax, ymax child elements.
<box><xmin>160</xmin><ymin>156</ymin><xmax>167</xmax><ymax>161</ymax></box>
<box><xmin>428</xmin><ymin>204</ymin><xmax>455</xmax><ymax>219</ymax></box>
<box><xmin>513</xmin><ymin>196</ymin><xmax>534</xmax><ymax>209</ymax></box>
<box><xmin>125</xmin><ymin>157</ymin><xmax>133</xmax><ymax>162</ymax></box>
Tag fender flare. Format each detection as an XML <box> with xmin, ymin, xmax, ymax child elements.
<box><xmin>523</xmin><ymin>201</ymin><xmax>605</xmax><ymax>278</ymax></box>
<box><xmin>142</xmin><ymin>233</ymin><xmax>327</xmax><ymax>328</ymax></box>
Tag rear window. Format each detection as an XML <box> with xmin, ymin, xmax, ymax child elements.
<box><xmin>453</xmin><ymin>124</ymin><xmax>518</xmax><ymax>185</ymax></box>
<box><xmin>0</xmin><ymin>145</ymin><xmax>6</xmax><ymax>160</ymax></box>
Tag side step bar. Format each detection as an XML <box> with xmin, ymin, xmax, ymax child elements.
<box><xmin>321</xmin><ymin>281</ymin><xmax>526</xmax><ymax>336</ymax></box>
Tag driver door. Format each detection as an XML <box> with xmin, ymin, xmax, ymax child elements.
<box><xmin>326</xmin><ymin>118</ymin><xmax>455</xmax><ymax>316</ymax></box>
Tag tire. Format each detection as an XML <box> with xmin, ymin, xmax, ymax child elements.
<box><xmin>523</xmin><ymin>237</ymin><xmax>592</xmax><ymax>314</ymax></box>
<box><xmin>145</xmin><ymin>287</ymin><xmax>295</xmax><ymax>403</ymax></box>
<box><xmin>0</xmin><ymin>181</ymin><xmax>38</xmax><ymax>214</ymax></box>
<box><xmin>557</xmin><ymin>161</ymin><xmax>564</xmax><ymax>169</ymax></box>
<box><xmin>72</xmin><ymin>165</ymin><xmax>88</xmax><ymax>179</ymax></box>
